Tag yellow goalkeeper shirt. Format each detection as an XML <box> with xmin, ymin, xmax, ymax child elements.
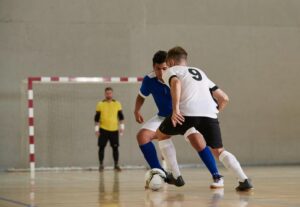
<box><xmin>96</xmin><ymin>99</ymin><xmax>122</xmax><ymax>131</ymax></box>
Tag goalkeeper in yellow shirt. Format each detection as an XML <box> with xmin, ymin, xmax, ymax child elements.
<box><xmin>94</xmin><ymin>87</ymin><xmax>125</xmax><ymax>171</ymax></box>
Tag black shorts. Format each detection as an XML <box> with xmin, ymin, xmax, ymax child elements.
<box><xmin>98</xmin><ymin>128</ymin><xmax>119</xmax><ymax>147</ymax></box>
<box><xmin>158</xmin><ymin>116</ymin><xmax>223</xmax><ymax>148</ymax></box>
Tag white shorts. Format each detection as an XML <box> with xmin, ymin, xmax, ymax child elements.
<box><xmin>141</xmin><ymin>115</ymin><xmax>165</xmax><ymax>132</ymax></box>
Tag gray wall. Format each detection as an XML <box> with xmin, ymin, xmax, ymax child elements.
<box><xmin>1</xmin><ymin>0</ymin><xmax>300</xmax><ymax>170</ymax></box>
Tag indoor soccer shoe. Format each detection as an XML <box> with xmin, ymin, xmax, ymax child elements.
<box><xmin>114</xmin><ymin>165</ymin><xmax>122</xmax><ymax>172</ymax></box>
<box><xmin>235</xmin><ymin>179</ymin><xmax>253</xmax><ymax>191</ymax></box>
<box><xmin>164</xmin><ymin>171</ymin><xmax>174</xmax><ymax>184</ymax></box>
<box><xmin>210</xmin><ymin>175</ymin><xmax>224</xmax><ymax>189</ymax></box>
<box><xmin>166</xmin><ymin>174</ymin><xmax>185</xmax><ymax>187</ymax></box>
<box><xmin>174</xmin><ymin>176</ymin><xmax>185</xmax><ymax>187</ymax></box>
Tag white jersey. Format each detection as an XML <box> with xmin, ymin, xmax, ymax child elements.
<box><xmin>162</xmin><ymin>65</ymin><xmax>219</xmax><ymax>118</ymax></box>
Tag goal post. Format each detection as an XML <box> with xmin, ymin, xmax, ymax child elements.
<box><xmin>27</xmin><ymin>76</ymin><xmax>143</xmax><ymax>173</ymax></box>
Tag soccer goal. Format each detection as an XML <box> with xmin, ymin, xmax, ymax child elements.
<box><xmin>25</xmin><ymin>76</ymin><xmax>153</xmax><ymax>173</ymax></box>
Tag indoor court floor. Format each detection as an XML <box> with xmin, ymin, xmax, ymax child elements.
<box><xmin>0</xmin><ymin>166</ymin><xmax>299</xmax><ymax>207</ymax></box>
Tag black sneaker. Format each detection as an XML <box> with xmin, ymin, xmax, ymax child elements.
<box><xmin>235</xmin><ymin>179</ymin><xmax>253</xmax><ymax>191</ymax></box>
<box><xmin>165</xmin><ymin>173</ymin><xmax>185</xmax><ymax>187</ymax></box>
<box><xmin>164</xmin><ymin>171</ymin><xmax>173</xmax><ymax>184</ymax></box>
<box><xmin>99</xmin><ymin>165</ymin><xmax>104</xmax><ymax>172</ymax></box>
<box><xmin>114</xmin><ymin>165</ymin><xmax>122</xmax><ymax>172</ymax></box>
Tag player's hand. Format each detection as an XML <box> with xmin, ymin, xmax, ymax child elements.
<box><xmin>134</xmin><ymin>111</ymin><xmax>144</xmax><ymax>124</ymax></box>
<box><xmin>171</xmin><ymin>111</ymin><xmax>185</xmax><ymax>127</ymax></box>
<box><xmin>95</xmin><ymin>131</ymin><xmax>100</xmax><ymax>137</ymax></box>
<box><xmin>119</xmin><ymin>129</ymin><xmax>124</xmax><ymax>136</ymax></box>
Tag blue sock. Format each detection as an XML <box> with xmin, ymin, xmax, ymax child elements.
<box><xmin>139</xmin><ymin>142</ymin><xmax>162</xmax><ymax>170</ymax></box>
<box><xmin>198</xmin><ymin>146</ymin><xmax>219</xmax><ymax>177</ymax></box>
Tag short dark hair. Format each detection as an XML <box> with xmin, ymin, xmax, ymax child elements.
<box><xmin>167</xmin><ymin>46</ymin><xmax>188</xmax><ymax>61</ymax></box>
<box><xmin>105</xmin><ymin>87</ymin><xmax>113</xmax><ymax>92</ymax></box>
<box><xmin>152</xmin><ymin>50</ymin><xmax>167</xmax><ymax>65</ymax></box>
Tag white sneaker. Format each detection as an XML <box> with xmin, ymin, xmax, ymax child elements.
<box><xmin>210</xmin><ymin>177</ymin><xmax>224</xmax><ymax>189</ymax></box>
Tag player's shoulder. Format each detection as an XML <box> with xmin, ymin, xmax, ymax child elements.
<box><xmin>96</xmin><ymin>101</ymin><xmax>103</xmax><ymax>109</ymax></box>
<box><xmin>186</xmin><ymin>66</ymin><xmax>206</xmax><ymax>75</ymax></box>
<box><xmin>170</xmin><ymin>65</ymin><xmax>186</xmax><ymax>70</ymax></box>
<box><xmin>189</xmin><ymin>66</ymin><xmax>204</xmax><ymax>71</ymax></box>
<box><xmin>112</xmin><ymin>99</ymin><xmax>122</xmax><ymax>105</ymax></box>
<box><xmin>143</xmin><ymin>72</ymin><xmax>157</xmax><ymax>84</ymax></box>
<box><xmin>167</xmin><ymin>65</ymin><xmax>188</xmax><ymax>75</ymax></box>
<box><xmin>144</xmin><ymin>71</ymin><xmax>156</xmax><ymax>80</ymax></box>
<box><xmin>99</xmin><ymin>99</ymin><xmax>113</xmax><ymax>104</ymax></box>
<box><xmin>186</xmin><ymin>66</ymin><xmax>204</xmax><ymax>73</ymax></box>
<box><xmin>97</xmin><ymin>100</ymin><xmax>104</xmax><ymax>105</ymax></box>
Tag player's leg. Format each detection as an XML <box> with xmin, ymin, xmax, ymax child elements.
<box><xmin>157</xmin><ymin>129</ymin><xmax>184</xmax><ymax>187</ymax></box>
<box><xmin>137</xmin><ymin>115</ymin><xmax>166</xmax><ymax>170</ymax></box>
<box><xmin>203</xmin><ymin>118</ymin><xmax>253</xmax><ymax>191</ymax></box>
<box><xmin>109</xmin><ymin>130</ymin><xmax>121</xmax><ymax>171</ymax></box>
<box><xmin>157</xmin><ymin>132</ymin><xmax>180</xmax><ymax>178</ymax></box>
<box><xmin>211</xmin><ymin>148</ymin><xmax>247</xmax><ymax>182</ymax></box>
<box><xmin>212</xmin><ymin>148</ymin><xmax>253</xmax><ymax>191</ymax></box>
<box><xmin>137</xmin><ymin>129</ymin><xmax>164</xmax><ymax>170</ymax></box>
<box><xmin>157</xmin><ymin>115</ymin><xmax>187</xmax><ymax>186</ymax></box>
<box><xmin>98</xmin><ymin>129</ymin><xmax>109</xmax><ymax>171</ymax></box>
<box><xmin>184</xmin><ymin>127</ymin><xmax>223</xmax><ymax>188</ymax></box>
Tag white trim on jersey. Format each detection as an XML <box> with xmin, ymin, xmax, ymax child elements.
<box><xmin>162</xmin><ymin>66</ymin><xmax>219</xmax><ymax>118</ymax></box>
<box><xmin>147</xmin><ymin>71</ymin><xmax>156</xmax><ymax>78</ymax></box>
<box><xmin>138</xmin><ymin>91</ymin><xmax>147</xmax><ymax>99</ymax></box>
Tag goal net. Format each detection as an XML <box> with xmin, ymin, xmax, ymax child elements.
<box><xmin>25</xmin><ymin>77</ymin><xmax>144</xmax><ymax>171</ymax></box>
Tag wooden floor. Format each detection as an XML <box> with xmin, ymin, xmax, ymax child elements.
<box><xmin>0</xmin><ymin>166</ymin><xmax>299</xmax><ymax>207</ymax></box>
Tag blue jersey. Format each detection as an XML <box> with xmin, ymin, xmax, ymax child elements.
<box><xmin>139</xmin><ymin>72</ymin><xmax>172</xmax><ymax>117</ymax></box>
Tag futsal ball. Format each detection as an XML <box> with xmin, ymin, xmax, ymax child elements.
<box><xmin>144</xmin><ymin>168</ymin><xmax>166</xmax><ymax>191</ymax></box>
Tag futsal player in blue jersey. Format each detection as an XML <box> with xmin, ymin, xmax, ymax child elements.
<box><xmin>134</xmin><ymin>51</ymin><xmax>184</xmax><ymax>186</ymax></box>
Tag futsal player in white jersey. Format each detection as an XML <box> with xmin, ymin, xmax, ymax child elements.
<box><xmin>157</xmin><ymin>46</ymin><xmax>253</xmax><ymax>191</ymax></box>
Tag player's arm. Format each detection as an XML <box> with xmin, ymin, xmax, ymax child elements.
<box><xmin>117</xmin><ymin>103</ymin><xmax>125</xmax><ymax>136</ymax></box>
<box><xmin>206</xmin><ymin>74</ymin><xmax>229</xmax><ymax>112</ymax></box>
<box><xmin>169</xmin><ymin>76</ymin><xmax>185</xmax><ymax>127</ymax></box>
<box><xmin>119</xmin><ymin>119</ymin><xmax>125</xmax><ymax>136</ymax></box>
<box><xmin>212</xmin><ymin>89</ymin><xmax>229</xmax><ymax>112</ymax></box>
<box><xmin>134</xmin><ymin>94</ymin><xmax>145</xmax><ymax>123</ymax></box>
<box><xmin>134</xmin><ymin>76</ymin><xmax>150</xmax><ymax>124</ymax></box>
<box><xmin>94</xmin><ymin>111</ymin><xmax>100</xmax><ymax>137</ymax></box>
<box><xmin>118</xmin><ymin>110</ymin><xmax>125</xmax><ymax>128</ymax></box>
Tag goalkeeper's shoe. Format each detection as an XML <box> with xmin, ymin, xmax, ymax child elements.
<box><xmin>99</xmin><ymin>165</ymin><xmax>104</xmax><ymax>172</ymax></box>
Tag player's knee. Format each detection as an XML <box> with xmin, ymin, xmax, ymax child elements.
<box><xmin>112</xmin><ymin>145</ymin><xmax>119</xmax><ymax>151</ymax></box>
<box><xmin>99</xmin><ymin>145</ymin><xmax>106</xmax><ymax>151</ymax></box>
<box><xmin>136</xmin><ymin>129</ymin><xmax>154</xmax><ymax>145</ymax></box>
<box><xmin>211</xmin><ymin>148</ymin><xmax>224</xmax><ymax>159</ymax></box>
<box><xmin>156</xmin><ymin>129</ymin><xmax>169</xmax><ymax>141</ymax></box>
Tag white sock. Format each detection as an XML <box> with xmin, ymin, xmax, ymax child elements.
<box><xmin>219</xmin><ymin>151</ymin><xmax>248</xmax><ymax>182</ymax></box>
<box><xmin>161</xmin><ymin>157</ymin><xmax>171</xmax><ymax>171</ymax></box>
<box><xmin>158</xmin><ymin>139</ymin><xmax>181</xmax><ymax>178</ymax></box>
